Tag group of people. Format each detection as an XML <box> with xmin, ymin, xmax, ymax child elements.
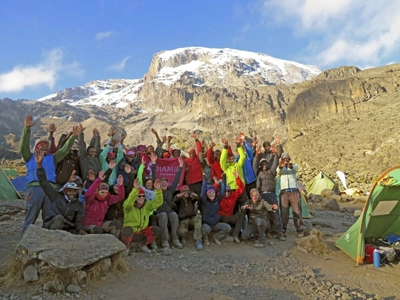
<box><xmin>20</xmin><ymin>115</ymin><xmax>305</xmax><ymax>255</ymax></box>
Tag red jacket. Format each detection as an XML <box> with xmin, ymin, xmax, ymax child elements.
<box><xmin>218</xmin><ymin>177</ymin><xmax>245</xmax><ymax>217</ymax></box>
<box><xmin>206</xmin><ymin>147</ymin><xmax>223</xmax><ymax>180</ymax></box>
<box><xmin>83</xmin><ymin>177</ymin><xmax>125</xmax><ymax>227</ymax></box>
<box><xmin>184</xmin><ymin>140</ymin><xmax>203</xmax><ymax>184</ymax></box>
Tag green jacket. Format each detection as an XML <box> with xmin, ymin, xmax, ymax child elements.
<box><xmin>220</xmin><ymin>146</ymin><xmax>246</xmax><ymax>189</ymax></box>
<box><xmin>123</xmin><ymin>188</ymin><xmax>163</xmax><ymax>232</ymax></box>
<box><xmin>99</xmin><ymin>145</ymin><xmax>124</xmax><ymax>185</ymax></box>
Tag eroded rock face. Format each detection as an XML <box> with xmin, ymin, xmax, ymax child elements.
<box><xmin>18</xmin><ymin>225</ymin><xmax>125</xmax><ymax>269</ymax></box>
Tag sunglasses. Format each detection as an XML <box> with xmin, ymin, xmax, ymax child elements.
<box><xmin>137</xmin><ymin>195</ymin><xmax>146</xmax><ymax>198</ymax></box>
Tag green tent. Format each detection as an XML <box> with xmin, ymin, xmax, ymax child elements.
<box><xmin>0</xmin><ymin>168</ymin><xmax>21</xmax><ymax>200</ymax></box>
<box><xmin>307</xmin><ymin>171</ymin><xmax>340</xmax><ymax>195</ymax></box>
<box><xmin>276</xmin><ymin>177</ymin><xmax>311</xmax><ymax>219</ymax></box>
<box><xmin>2</xmin><ymin>168</ymin><xmax>19</xmax><ymax>179</ymax></box>
<box><xmin>336</xmin><ymin>166</ymin><xmax>400</xmax><ymax>265</ymax></box>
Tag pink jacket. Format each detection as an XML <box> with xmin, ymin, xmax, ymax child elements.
<box><xmin>83</xmin><ymin>177</ymin><xmax>125</xmax><ymax>227</ymax></box>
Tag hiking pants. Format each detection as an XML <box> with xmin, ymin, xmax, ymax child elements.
<box><xmin>260</xmin><ymin>192</ymin><xmax>284</xmax><ymax>233</ymax></box>
<box><xmin>84</xmin><ymin>220</ymin><xmax>122</xmax><ymax>237</ymax></box>
<box><xmin>241</xmin><ymin>217</ymin><xmax>268</xmax><ymax>240</ymax></box>
<box><xmin>43</xmin><ymin>215</ymin><xmax>65</xmax><ymax>230</ymax></box>
<box><xmin>157</xmin><ymin>211</ymin><xmax>179</xmax><ymax>246</ymax></box>
<box><xmin>220</xmin><ymin>211</ymin><xmax>246</xmax><ymax>237</ymax></box>
<box><xmin>178</xmin><ymin>214</ymin><xmax>203</xmax><ymax>241</ymax></box>
<box><xmin>121</xmin><ymin>226</ymin><xmax>160</xmax><ymax>248</ymax></box>
<box><xmin>202</xmin><ymin>222</ymin><xmax>231</xmax><ymax>241</ymax></box>
<box><xmin>23</xmin><ymin>186</ymin><xmax>51</xmax><ymax>234</ymax></box>
<box><xmin>280</xmin><ymin>190</ymin><xmax>304</xmax><ymax>233</ymax></box>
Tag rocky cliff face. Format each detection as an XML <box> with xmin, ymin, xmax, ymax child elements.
<box><xmin>1</xmin><ymin>48</ymin><xmax>400</xmax><ymax>187</ymax></box>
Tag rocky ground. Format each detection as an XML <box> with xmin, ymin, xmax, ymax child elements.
<box><xmin>0</xmin><ymin>200</ymin><xmax>399</xmax><ymax>300</ymax></box>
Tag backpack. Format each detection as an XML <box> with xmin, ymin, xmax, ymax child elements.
<box><xmin>364</xmin><ymin>245</ymin><xmax>376</xmax><ymax>264</ymax></box>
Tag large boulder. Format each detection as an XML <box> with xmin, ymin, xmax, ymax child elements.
<box><xmin>18</xmin><ymin>225</ymin><xmax>125</xmax><ymax>269</ymax></box>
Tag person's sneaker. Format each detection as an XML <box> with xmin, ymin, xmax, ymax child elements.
<box><xmin>213</xmin><ymin>235</ymin><xmax>222</xmax><ymax>245</ymax></box>
<box><xmin>277</xmin><ymin>232</ymin><xmax>286</xmax><ymax>241</ymax></box>
<box><xmin>224</xmin><ymin>236</ymin><xmax>234</xmax><ymax>242</ymax></box>
<box><xmin>195</xmin><ymin>240</ymin><xmax>203</xmax><ymax>250</ymax></box>
<box><xmin>254</xmin><ymin>239</ymin><xmax>266</xmax><ymax>248</ymax></box>
<box><xmin>150</xmin><ymin>241</ymin><xmax>158</xmax><ymax>250</ymax></box>
<box><xmin>233</xmin><ymin>237</ymin><xmax>241</xmax><ymax>244</ymax></box>
<box><xmin>297</xmin><ymin>231</ymin><xmax>304</xmax><ymax>238</ymax></box>
<box><xmin>266</xmin><ymin>233</ymin><xmax>273</xmax><ymax>239</ymax></box>
<box><xmin>162</xmin><ymin>247</ymin><xmax>172</xmax><ymax>256</ymax></box>
<box><xmin>203</xmin><ymin>235</ymin><xmax>210</xmax><ymax>246</ymax></box>
<box><xmin>181</xmin><ymin>237</ymin><xmax>187</xmax><ymax>245</ymax></box>
<box><xmin>172</xmin><ymin>239</ymin><xmax>183</xmax><ymax>249</ymax></box>
<box><xmin>136</xmin><ymin>243</ymin><xmax>152</xmax><ymax>254</ymax></box>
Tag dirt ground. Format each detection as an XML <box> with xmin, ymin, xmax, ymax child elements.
<box><xmin>0</xmin><ymin>201</ymin><xmax>399</xmax><ymax>300</ymax></box>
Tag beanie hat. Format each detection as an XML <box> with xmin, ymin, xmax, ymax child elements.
<box><xmin>162</xmin><ymin>151</ymin><xmax>170</xmax><ymax>158</ymax></box>
<box><xmin>98</xmin><ymin>182</ymin><xmax>110</xmax><ymax>191</ymax></box>
<box><xmin>107</xmin><ymin>152</ymin><xmax>116</xmax><ymax>159</ymax></box>
<box><xmin>34</xmin><ymin>139</ymin><xmax>50</xmax><ymax>151</ymax></box>
<box><xmin>207</xmin><ymin>186</ymin><xmax>216</xmax><ymax>193</ymax></box>
<box><xmin>260</xmin><ymin>158</ymin><xmax>268</xmax><ymax>164</ymax></box>
<box><xmin>181</xmin><ymin>185</ymin><xmax>190</xmax><ymax>192</ymax></box>
<box><xmin>281</xmin><ymin>153</ymin><xmax>291</xmax><ymax>160</ymax></box>
<box><xmin>138</xmin><ymin>188</ymin><xmax>146</xmax><ymax>195</ymax></box>
<box><xmin>137</xmin><ymin>145</ymin><xmax>147</xmax><ymax>152</ymax></box>
<box><xmin>59</xmin><ymin>182</ymin><xmax>81</xmax><ymax>192</ymax></box>
<box><xmin>125</xmin><ymin>149</ymin><xmax>136</xmax><ymax>156</ymax></box>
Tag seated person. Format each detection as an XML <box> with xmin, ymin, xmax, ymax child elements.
<box><xmin>35</xmin><ymin>150</ymin><xmax>85</xmax><ymax>235</ymax></box>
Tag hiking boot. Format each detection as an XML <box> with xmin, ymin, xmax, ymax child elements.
<box><xmin>297</xmin><ymin>231</ymin><xmax>304</xmax><ymax>238</ymax></box>
<box><xmin>203</xmin><ymin>235</ymin><xmax>210</xmax><ymax>246</ymax></box>
<box><xmin>195</xmin><ymin>240</ymin><xmax>203</xmax><ymax>250</ymax></box>
<box><xmin>233</xmin><ymin>237</ymin><xmax>241</xmax><ymax>244</ymax></box>
<box><xmin>172</xmin><ymin>239</ymin><xmax>183</xmax><ymax>249</ymax></box>
<box><xmin>213</xmin><ymin>234</ymin><xmax>222</xmax><ymax>245</ymax></box>
<box><xmin>278</xmin><ymin>232</ymin><xmax>286</xmax><ymax>241</ymax></box>
<box><xmin>266</xmin><ymin>233</ymin><xmax>273</xmax><ymax>239</ymax></box>
<box><xmin>254</xmin><ymin>239</ymin><xmax>266</xmax><ymax>248</ymax></box>
<box><xmin>181</xmin><ymin>237</ymin><xmax>187</xmax><ymax>245</ymax></box>
<box><xmin>224</xmin><ymin>236</ymin><xmax>234</xmax><ymax>242</ymax></box>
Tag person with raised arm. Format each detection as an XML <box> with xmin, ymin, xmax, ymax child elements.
<box><xmin>184</xmin><ymin>133</ymin><xmax>205</xmax><ymax>197</ymax></box>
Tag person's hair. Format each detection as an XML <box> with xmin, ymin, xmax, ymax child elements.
<box><xmin>249</xmin><ymin>188</ymin><xmax>260</xmax><ymax>196</ymax></box>
<box><xmin>87</xmin><ymin>145</ymin><xmax>96</xmax><ymax>152</ymax></box>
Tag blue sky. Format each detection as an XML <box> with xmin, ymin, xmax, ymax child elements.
<box><xmin>1</xmin><ymin>0</ymin><xmax>399</xmax><ymax>100</ymax></box>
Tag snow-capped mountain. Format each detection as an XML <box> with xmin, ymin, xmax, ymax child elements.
<box><xmin>38</xmin><ymin>47</ymin><xmax>321</xmax><ymax>108</ymax></box>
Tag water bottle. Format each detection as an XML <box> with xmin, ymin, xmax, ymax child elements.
<box><xmin>373</xmin><ymin>249</ymin><xmax>380</xmax><ymax>268</ymax></box>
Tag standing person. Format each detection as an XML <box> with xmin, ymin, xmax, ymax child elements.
<box><xmin>200</xmin><ymin>174</ymin><xmax>231</xmax><ymax>246</ymax></box>
<box><xmin>253</xmin><ymin>153</ymin><xmax>285</xmax><ymax>241</ymax></box>
<box><xmin>77</xmin><ymin>127</ymin><xmax>101</xmax><ymax>182</ymax></box>
<box><xmin>156</xmin><ymin>157</ymin><xmax>185</xmax><ymax>253</ymax></box>
<box><xmin>276</xmin><ymin>153</ymin><xmax>305</xmax><ymax>238</ymax></box>
<box><xmin>206</xmin><ymin>141</ymin><xmax>223</xmax><ymax>180</ymax></box>
<box><xmin>173</xmin><ymin>186</ymin><xmax>203</xmax><ymax>250</ymax></box>
<box><xmin>220</xmin><ymin>137</ymin><xmax>247</xmax><ymax>208</ymax></box>
<box><xmin>254</xmin><ymin>136</ymin><xmax>283</xmax><ymax>171</ymax></box>
<box><xmin>241</xmin><ymin>189</ymin><xmax>278</xmax><ymax>248</ymax></box>
<box><xmin>184</xmin><ymin>134</ymin><xmax>205</xmax><ymax>197</ymax></box>
<box><xmin>99</xmin><ymin>131</ymin><xmax>124</xmax><ymax>186</ymax></box>
<box><xmin>121</xmin><ymin>178</ymin><xmax>162</xmax><ymax>254</ymax></box>
<box><xmin>218</xmin><ymin>170</ymin><xmax>246</xmax><ymax>243</ymax></box>
<box><xmin>240</xmin><ymin>133</ymin><xmax>257</xmax><ymax>196</ymax></box>
<box><xmin>19</xmin><ymin>115</ymin><xmax>82</xmax><ymax>234</ymax></box>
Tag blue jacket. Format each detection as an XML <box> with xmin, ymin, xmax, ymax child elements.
<box><xmin>200</xmin><ymin>175</ymin><xmax>226</xmax><ymax>227</ymax></box>
<box><xmin>236</xmin><ymin>141</ymin><xmax>256</xmax><ymax>185</ymax></box>
<box><xmin>26</xmin><ymin>155</ymin><xmax>56</xmax><ymax>184</ymax></box>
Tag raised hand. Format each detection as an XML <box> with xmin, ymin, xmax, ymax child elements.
<box><xmin>72</xmin><ymin>125</ymin><xmax>82</xmax><ymax>137</ymax></box>
<box><xmin>253</xmin><ymin>136</ymin><xmax>258</xmax><ymax>145</ymax></box>
<box><xmin>167</xmin><ymin>136</ymin><xmax>173</xmax><ymax>141</ymax></box>
<box><xmin>233</xmin><ymin>169</ymin><xmax>239</xmax><ymax>178</ymax></box>
<box><xmin>34</xmin><ymin>149</ymin><xmax>45</xmax><ymax>166</ymax></box>
<box><xmin>221</xmin><ymin>138</ymin><xmax>228</xmax><ymax>145</ymax></box>
<box><xmin>133</xmin><ymin>178</ymin><xmax>140</xmax><ymax>189</ymax></box>
<box><xmin>108</xmin><ymin>160</ymin><xmax>116</xmax><ymax>169</ymax></box>
<box><xmin>92</xmin><ymin>128</ymin><xmax>99</xmax><ymax>137</ymax></box>
<box><xmin>210</xmin><ymin>141</ymin><xmax>216</xmax><ymax>148</ymax></box>
<box><xmin>275</xmin><ymin>136</ymin><xmax>281</xmax><ymax>146</ymax></box>
<box><xmin>191</xmin><ymin>133</ymin><xmax>197</xmax><ymax>140</ymax></box>
<box><xmin>98</xmin><ymin>170</ymin><xmax>106</xmax><ymax>181</ymax></box>
<box><xmin>154</xmin><ymin>179</ymin><xmax>161</xmax><ymax>190</ymax></box>
<box><xmin>24</xmin><ymin>115</ymin><xmax>36</xmax><ymax>128</ymax></box>
<box><xmin>68</xmin><ymin>170</ymin><xmax>77</xmax><ymax>182</ymax></box>
<box><xmin>150</xmin><ymin>152</ymin><xmax>158</xmax><ymax>164</ymax></box>
<box><xmin>124</xmin><ymin>164</ymin><xmax>132</xmax><ymax>174</ymax></box>
<box><xmin>87</xmin><ymin>169</ymin><xmax>95</xmax><ymax>181</ymax></box>
<box><xmin>239</xmin><ymin>132</ymin><xmax>245</xmax><ymax>142</ymax></box>
<box><xmin>49</xmin><ymin>123</ymin><xmax>56</xmax><ymax>134</ymax></box>
<box><xmin>256</xmin><ymin>145</ymin><xmax>262</xmax><ymax>156</ymax></box>
<box><xmin>151</xmin><ymin>128</ymin><xmax>157</xmax><ymax>135</ymax></box>
<box><xmin>108</xmin><ymin>126</ymin><xmax>117</xmax><ymax>137</ymax></box>
<box><xmin>117</xmin><ymin>175</ymin><xmax>124</xmax><ymax>186</ymax></box>
<box><xmin>178</xmin><ymin>156</ymin><xmax>184</xmax><ymax>167</ymax></box>
<box><xmin>161</xmin><ymin>136</ymin><xmax>167</xmax><ymax>143</ymax></box>
<box><xmin>234</xmin><ymin>137</ymin><xmax>241</xmax><ymax>144</ymax></box>
<box><xmin>78</xmin><ymin>123</ymin><xmax>86</xmax><ymax>133</ymax></box>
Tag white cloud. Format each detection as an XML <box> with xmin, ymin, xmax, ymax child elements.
<box><xmin>261</xmin><ymin>0</ymin><xmax>400</xmax><ymax>67</ymax></box>
<box><xmin>95</xmin><ymin>31</ymin><xmax>113</xmax><ymax>40</ymax></box>
<box><xmin>0</xmin><ymin>48</ymin><xmax>84</xmax><ymax>93</ymax></box>
<box><xmin>107</xmin><ymin>56</ymin><xmax>131</xmax><ymax>71</ymax></box>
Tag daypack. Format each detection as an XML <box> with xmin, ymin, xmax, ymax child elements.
<box><xmin>364</xmin><ymin>245</ymin><xmax>376</xmax><ymax>264</ymax></box>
